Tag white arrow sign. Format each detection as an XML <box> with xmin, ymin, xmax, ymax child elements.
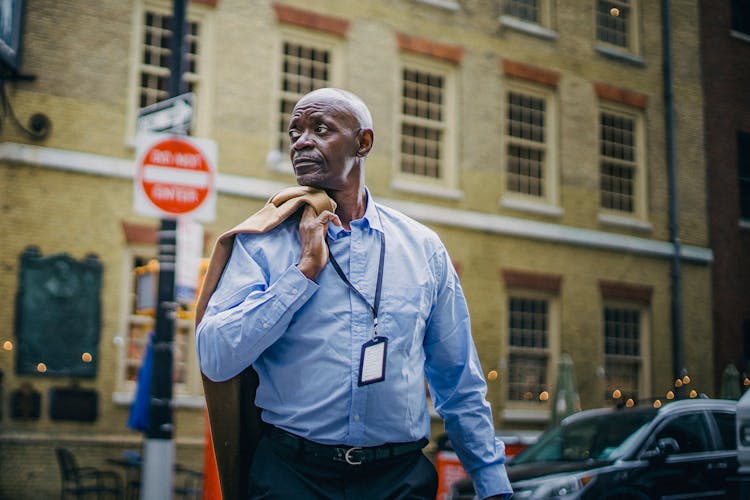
<box><xmin>137</xmin><ymin>93</ymin><xmax>194</xmax><ymax>134</ymax></box>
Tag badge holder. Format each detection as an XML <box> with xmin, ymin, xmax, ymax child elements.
<box><xmin>358</xmin><ymin>336</ymin><xmax>387</xmax><ymax>386</ymax></box>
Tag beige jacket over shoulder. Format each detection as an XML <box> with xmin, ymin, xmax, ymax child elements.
<box><xmin>196</xmin><ymin>186</ymin><xmax>336</xmax><ymax>500</ymax></box>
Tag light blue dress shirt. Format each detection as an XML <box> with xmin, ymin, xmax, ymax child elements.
<box><xmin>197</xmin><ymin>193</ymin><xmax>512</xmax><ymax>499</ymax></box>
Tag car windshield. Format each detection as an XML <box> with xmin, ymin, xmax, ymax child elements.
<box><xmin>511</xmin><ymin>408</ymin><xmax>659</xmax><ymax>464</ymax></box>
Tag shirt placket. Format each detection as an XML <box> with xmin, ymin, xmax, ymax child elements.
<box><xmin>347</xmin><ymin>224</ymin><xmax>375</xmax><ymax>441</ymax></box>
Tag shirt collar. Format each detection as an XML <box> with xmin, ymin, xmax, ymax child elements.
<box><xmin>328</xmin><ymin>188</ymin><xmax>383</xmax><ymax>237</ymax></box>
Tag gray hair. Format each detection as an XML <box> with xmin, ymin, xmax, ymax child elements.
<box><xmin>297</xmin><ymin>88</ymin><xmax>373</xmax><ymax>129</ymax></box>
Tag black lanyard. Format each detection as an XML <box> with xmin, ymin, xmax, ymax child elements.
<box><xmin>326</xmin><ymin>231</ymin><xmax>385</xmax><ymax>337</ymax></box>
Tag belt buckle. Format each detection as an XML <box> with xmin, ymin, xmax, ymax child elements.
<box><xmin>344</xmin><ymin>446</ymin><xmax>363</xmax><ymax>465</ymax></box>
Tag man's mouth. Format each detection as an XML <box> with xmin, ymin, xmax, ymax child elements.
<box><xmin>293</xmin><ymin>156</ymin><xmax>321</xmax><ymax>171</ymax></box>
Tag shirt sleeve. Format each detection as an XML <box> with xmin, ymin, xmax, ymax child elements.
<box><xmin>196</xmin><ymin>233</ymin><xmax>319</xmax><ymax>382</ymax></box>
<box><xmin>423</xmin><ymin>245</ymin><xmax>513</xmax><ymax>500</ymax></box>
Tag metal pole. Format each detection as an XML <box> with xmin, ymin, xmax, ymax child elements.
<box><xmin>141</xmin><ymin>1</ymin><xmax>186</xmax><ymax>498</ymax></box>
<box><xmin>661</xmin><ymin>0</ymin><xmax>685</xmax><ymax>398</ymax></box>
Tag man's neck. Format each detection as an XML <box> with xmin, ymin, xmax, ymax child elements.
<box><xmin>330</xmin><ymin>186</ymin><xmax>367</xmax><ymax>230</ymax></box>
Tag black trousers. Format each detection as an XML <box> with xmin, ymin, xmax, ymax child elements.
<box><xmin>248</xmin><ymin>434</ymin><xmax>439</xmax><ymax>499</ymax></box>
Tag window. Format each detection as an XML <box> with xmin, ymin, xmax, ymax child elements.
<box><xmin>270</xmin><ymin>28</ymin><xmax>340</xmax><ymax>171</ymax></box>
<box><xmin>503</xmin><ymin>84</ymin><xmax>558</xmax><ymax>208</ymax></box>
<box><xmin>395</xmin><ymin>55</ymin><xmax>458</xmax><ymax>194</ymax></box>
<box><xmin>277</xmin><ymin>41</ymin><xmax>333</xmax><ymax>153</ymax></box>
<box><xmin>603</xmin><ymin>305</ymin><xmax>643</xmax><ymax>401</ymax></box>
<box><xmin>654</xmin><ymin>414</ymin><xmax>710</xmax><ymax>454</ymax></box>
<box><xmin>731</xmin><ymin>0</ymin><xmax>750</xmax><ymax>36</ymax></box>
<box><xmin>502</xmin><ymin>0</ymin><xmax>554</xmax><ymax>30</ymax></box>
<box><xmin>712</xmin><ymin>411</ymin><xmax>738</xmax><ymax>450</ymax></box>
<box><xmin>139</xmin><ymin>11</ymin><xmax>200</xmax><ymax>110</ymax></box>
<box><xmin>596</xmin><ymin>0</ymin><xmax>639</xmax><ymax>55</ymax></box>
<box><xmin>738</xmin><ymin>131</ymin><xmax>750</xmax><ymax>220</ymax></box>
<box><xmin>599</xmin><ymin>107</ymin><xmax>645</xmax><ymax>218</ymax></box>
<box><xmin>127</xmin><ymin>1</ymin><xmax>212</xmax><ymax>140</ymax></box>
<box><xmin>507</xmin><ymin>297</ymin><xmax>551</xmax><ymax>403</ymax></box>
<box><xmin>115</xmin><ymin>244</ymin><xmax>203</xmax><ymax>405</ymax></box>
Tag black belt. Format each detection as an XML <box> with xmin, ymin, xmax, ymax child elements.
<box><xmin>267</xmin><ymin>427</ymin><xmax>428</xmax><ymax>466</ymax></box>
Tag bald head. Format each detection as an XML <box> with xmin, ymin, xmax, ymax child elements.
<box><xmin>295</xmin><ymin>88</ymin><xmax>373</xmax><ymax>130</ymax></box>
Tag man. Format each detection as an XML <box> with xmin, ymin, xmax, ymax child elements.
<box><xmin>197</xmin><ymin>88</ymin><xmax>512</xmax><ymax>499</ymax></box>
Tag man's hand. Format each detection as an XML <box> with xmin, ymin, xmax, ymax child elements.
<box><xmin>297</xmin><ymin>205</ymin><xmax>341</xmax><ymax>280</ymax></box>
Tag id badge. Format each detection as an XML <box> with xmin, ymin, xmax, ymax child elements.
<box><xmin>358</xmin><ymin>336</ymin><xmax>387</xmax><ymax>386</ymax></box>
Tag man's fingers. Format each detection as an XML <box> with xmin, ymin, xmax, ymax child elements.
<box><xmin>317</xmin><ymin>210</ymin><xmax>342</xmax><ymax>227</ymax></box>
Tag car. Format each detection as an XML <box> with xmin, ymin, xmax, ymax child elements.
<box><xmin>448</xmin><ymin>398</ymin><xmax>739</xmax><ymax>499</ymax></box>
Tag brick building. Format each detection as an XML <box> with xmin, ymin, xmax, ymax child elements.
<box><xmin>0</xmin><ymin>0</ymin><xmax>714</xmax><ymax>496</ymax></box>
<box><xmin>699</xmin><ymin>0</ymin><xmax>750</xmax><ymax>396</ymax></box>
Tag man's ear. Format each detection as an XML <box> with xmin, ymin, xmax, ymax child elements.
<box><xmin>357</xmin><ymin>128</ymin><xmax>374</xmax><ymax>157</ymax></box>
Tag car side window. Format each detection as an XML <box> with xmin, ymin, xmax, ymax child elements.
<box><xmin>711</xmin><ymin>411</ymin><xmax>737</xmax><ymax>450</ymax></box>
<box><xmin>654</xmin><ymin>413</ymin><xmax>710</xmax><ymax>454</ymax></box>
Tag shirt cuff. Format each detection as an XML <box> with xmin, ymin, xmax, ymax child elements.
<box><xmin>273</xmin><ymin>264</ymin><xmax>319</xmax><ymax>308</ymax></box>
<box><xmin>471</xmin><ymin>463</ymin><xmax>513</xmax><ymax>500</ymax></box>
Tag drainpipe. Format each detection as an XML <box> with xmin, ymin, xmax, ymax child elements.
<box><xmin>661</xmin><ymin>0</ymin><xmax>685</xmax><ymax>396</ymax></box>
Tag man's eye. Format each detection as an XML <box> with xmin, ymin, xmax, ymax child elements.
<box><xmin>289</xmin><ymin>130</ymin><xmax>300</xmax><ymax>140</ymax></box>
<box><xmin>315</xmin><ymin>125</ymin><xmax>329</xmax><ymax>134</ymax></box>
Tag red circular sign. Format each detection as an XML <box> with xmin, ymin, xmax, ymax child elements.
<box><xmin>137</xmin><ymin>137</ymin><xmax>212</xmax><ymax>215</ymax></box>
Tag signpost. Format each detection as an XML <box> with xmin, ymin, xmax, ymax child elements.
<box><xmin>134</xmin><ymin>132</ymin><xmax>216</xmax><ymax>500</ymax></box>
<box><xmin>137</xmin><ymin>2</ymin><xmax>207</xmax><ymax>499</ymax></box>
<box><xmin>134</xmin><ymin>133</ymin><xmax>217</xmax><ymax>223</ymax></box>
<box><xmin>137</xmin><ymin>93</ymin><xmax>194</xmax><ymax>134</ymax></box>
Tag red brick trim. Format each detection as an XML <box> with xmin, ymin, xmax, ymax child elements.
<box><xmin>594</xmin><ymin>82</ymin><xmax>648</xmax><ymax>109</ymax></box>
<box><xmin>396</xmin><ymin>33</ymin><xmax>463</xmax><ymax>64</ymax></box>
<box><xmin>273</xmin><ymin>3</ymin><xmax>350</xmax><ymax>37</ymax></box>
<box><xmin>502</xmin><ymin>59</ymin><xmax>560</xmax><ymax>87</ymax></box>
<box><xmin>122</xmin><ymin>221</ymin><xmax>158</xmax><ymax>245</ymax></box>
<box><xmin>122</xmin><ymin>221</ymin><xmax>211</xmax><ymax>250</ymax></box>
<box><xmin>599</xmin><ymin>280</ymin><xmax>653</xmax><ymax>304</ymax></box>
<box><xmin>501</xmin><ymin>269</ymin><xmax>562</xmax><ymax>292</ymax></box>
<box><xmin>192</xmin><ymin>0</ymin><xmax>219</xmax><ymax>7</ymax></box>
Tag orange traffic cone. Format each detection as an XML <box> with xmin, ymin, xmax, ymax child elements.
<box><xmin>203</xmin><ymin>408</ymin><xmax>222</xmax><ymax>499</ymax></box>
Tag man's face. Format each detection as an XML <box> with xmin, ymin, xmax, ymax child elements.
<box><xmin>288</xmin><ymin>94</ymin><xmax>362</xmax><ymax>191</ymax></box>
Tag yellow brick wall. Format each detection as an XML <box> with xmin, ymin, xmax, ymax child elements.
<box><xmin>0</xmin><ymin>0</ymin><xmax>712</xmax><ymax>494</ymax></box>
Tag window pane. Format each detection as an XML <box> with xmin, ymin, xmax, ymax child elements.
<box><xmin>401</xmin><ymin>123</ymin><xmax>442</xmax><ymax>178</ymax></box>
<box><xmin>504</xmin><ymin>0</ymin><xmax>539</xmax><ymax>23</ymax></box>
<box><xmin>597</xmin><ymin>0</ymin><xmax>630</xmax><ymax>48</ymax></box>
<box><xmin>506</xmin><ymin>91</ymin><xmax>547</xmax><ymax>197</ymax></box>
<box><xmin>400</xmin><ymin>67</ymin><xmax>446</xmax><ymax>179</ymax></box>
<box><xmin>139</xmin><ymin>10</ymin><xmax>200</xmax><ymax>133</ymax></box>
<box><xmin>713</xmin><ymin>411</ymin><xmax>737</xmax><ymax>450</ymax></box>
<box><xmin>600</xmin><ymin>111</ymin><xmax>637</xmax><ymax>212</ymax></box>
<box><xmin>655</xmin><ymin>414</ymin><xmax>710</xmax><ymax>454</ymax></box>
<box><xmin>277</xmin><ymin>41</ymin><xmax>332</xmax><ymax>152</ymax></box>
<box><xmin>604</xmin><ymin>306</ymin><xmax>641</xmax><ymax>401</ymax></box>
<box><xmin>508</xmin><ymin>297</ymin><xmax>549</xmax><ymax>402</ymax></box>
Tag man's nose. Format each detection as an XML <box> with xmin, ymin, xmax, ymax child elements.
<box><xmin>292</xmin><ymin>130</ymin><xmax>315</xmax><ymax>150</ymax></box>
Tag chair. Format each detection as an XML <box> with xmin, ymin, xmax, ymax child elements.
<box><xmin>55</xmin><ymin>447</ymin><xmax>123</xmax><ymax>499</ymax></box>
<box><xmin>173</xmin><ymin>464</ymin><xmax>203</xmax><ymax>500</ymax></box>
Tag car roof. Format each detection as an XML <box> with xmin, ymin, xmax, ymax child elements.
<box><xmin>559</xmin><ymin>398</ymin><xmax>736</xmax><ymax>426</ymax></box>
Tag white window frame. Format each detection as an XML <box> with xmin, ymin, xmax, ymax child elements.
<box><xmin>502</xmin><ymin>290</ymin><xmax>560</xmax><ymax>416</ymax></box>
<box><xmin>499</xmin><ymin>80</ymin><xmax>561</xmax><ymax>216</ymax></box>
<box><xmin>597</xmin><ymin>102</ymin><xmax>649</xmax><ymax>227</ymax></box>
<box><xmin>125</xmin><ymin>0</ymin><xmax>215</xmax><ymax>146</ymax></box>
<box><xmin>267</xmin><ymin>26</ymin><xmax>344</xmax><ymax>174</ymax></box>
<box><xmin>601</xmin><ymin>300</ymin><xmax>651</xmax><ymax>403</ymax></box>
<box><xmin>113</xmin><ymin>244</ymin><xmax>203</xmax><ymax>408</ymax></box>
<box><xmin>392</xmin><ymin>53</ymin><xmax>461</xmax><ymax>199</ymax></box>
<box><xmin>595</xmin><ymin>0</ymin><xmax>641</xmax><ymax>57</ymax></box>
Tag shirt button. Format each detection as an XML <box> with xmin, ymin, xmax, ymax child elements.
<box><xmin>291</xmin><ymin>288</ymin><xmax>298</xmax><ymax>294</ymax></box>
<box><xmin>354</xmin><ymin>414</ymin><xmax>360</xmax><ymax>422</ymax></box>
<box><xmin>262</xmin><ymin>322</ymin><xmax>269</xmax><ymax>328</ymax></box>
